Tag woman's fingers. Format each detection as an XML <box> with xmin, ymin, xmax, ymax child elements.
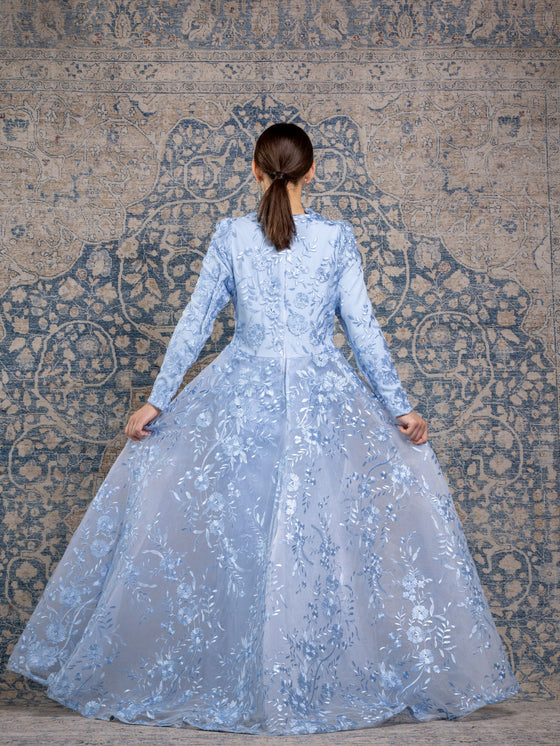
<box><xmin>126</xmin><ymin>419</ymin><xmax>148</xmax><ymax>441</ymax></box>
<box><xmin>397</xmin><ymin>412</ymin><xmax>428</xmax><ymax>444</ymax></box>
<box><xmin>406</xmin><ymin>420</ymin><xmax>427</xmax><ymax>444</ymax></box>
<box><xmin>125</xmin><ymin>415</ymin><xmax>142</xmax><ymax>441</ymax></box>
<box><xmin>399</xmin><ymin>424</ymin><xmax>424</xmax><ymax>443</ymax></box>
<box><xmin>125</xmin><ymin>404</ymin><xmax>161</xmax><ymax>441</ymax></box>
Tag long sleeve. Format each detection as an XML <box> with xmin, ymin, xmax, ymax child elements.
<box><xmin>147</xmin><ymin>219</ymin><xmax>234</xmax><ymax>411</ymax></box>
<box><xmin>335</xmin><ymin>222</ymin><xmax>412</xmax><ymax>419</ymax></box>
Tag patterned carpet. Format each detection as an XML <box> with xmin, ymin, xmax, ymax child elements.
<box><xmin>2</xmin><ymin>697</ymin><xmax>560</xmax><ymax>746</ymax></box>
<box><xmin>1</xmin><ymin>0</ymin><xmax>559</xmax><ymax>709</ymax></box>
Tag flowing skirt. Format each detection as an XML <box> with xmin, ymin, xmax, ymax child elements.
<box><xmin>7</xmin><ymin>343</ymin><xmax>520</xmax><ymax>734</ymax></box>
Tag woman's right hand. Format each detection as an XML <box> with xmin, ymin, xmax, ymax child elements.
<box><xmin>396</xmin><ymin>411</ymin><xmax>428</xmax><ymax>444</ymax></box>
<box><xmin>125</xmin><ymin>403</ymin><xmax>162</xmax><ymax>441</ymax></box>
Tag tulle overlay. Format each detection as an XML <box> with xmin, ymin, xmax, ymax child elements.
<box><xmin>8</xmin><ymin>212</ymin><xmax>519</xmax><ymax>734</ymax></box>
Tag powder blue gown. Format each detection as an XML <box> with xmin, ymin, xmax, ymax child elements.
<box><xmin>7</xmin><ymin>210</ymin><xmax>519</xmax><ymax>734</ymax></box>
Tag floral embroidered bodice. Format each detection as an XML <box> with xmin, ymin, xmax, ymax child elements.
<box><xmin>148</xmin><ymin>210</ymin><xmax>412</xmax><ymax>418</ymax></box>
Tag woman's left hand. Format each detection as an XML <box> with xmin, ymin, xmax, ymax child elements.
<box><xmin>125</xmin><ymin>403</ymin><xmax>162</xmax><ymax>441</ymax></box>
<box><xmin>397</xmin><ymin>411</ymin><xmax>428</xmax><ymax>444</ymax></box>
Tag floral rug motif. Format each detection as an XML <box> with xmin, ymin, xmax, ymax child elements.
<box><xmin>0</xmin><ymin>1</ymin><xmax>559</xmax><ymax>704</ymax></box>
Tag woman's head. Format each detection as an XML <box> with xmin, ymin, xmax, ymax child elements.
<box><xmin>253</xmin><ymin>122</ymin><xmax>314</xmax><ymax>251</ymax></box>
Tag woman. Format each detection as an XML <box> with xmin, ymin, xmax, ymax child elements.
<box><xmin>7</xmin><ymin>122</ymin><xmax>519</xmax><ymax>735</ymax></box>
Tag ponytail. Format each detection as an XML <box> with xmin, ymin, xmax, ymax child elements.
<box><xmin>256</xmin><ymin>173</ymin><xmax>295</xmax><ymax>252</ymax></box>
<box><xmin>253</xmin><ymin>123</ymin><xmax>313</xmax><ymax>251</ymax></box>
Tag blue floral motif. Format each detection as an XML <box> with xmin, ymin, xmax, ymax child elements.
<box><xmin>7</xmin><ymin>210</ymin><xmax>519</xmax><ymax>734</ymax></box>
<box><xmin>287</xmin><ymin>312</ymin><xmax>308</xmax><ymax>336</ymax></box>
<box><xmin>45</xmin><ymin>623</ymin><xmax>67</xmax><ymax>644</ymax></box>
<box><xmin>244</xmin><ymin>322</ymin><xmax>266</xmax><ymax>349</ymax></box>
<box><xmin>26</xmin><ymin>642</ymin><xmax>58</xmax><ymax>670</ymax></box>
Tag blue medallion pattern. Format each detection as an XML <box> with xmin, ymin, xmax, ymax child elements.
<box><xmin>7</xmin><ymin>211</ymin><xmax>519</xmax><ymax>734</ymax></box>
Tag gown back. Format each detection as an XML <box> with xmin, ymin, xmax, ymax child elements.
<box><xmin>7</xmin><ymin>210</ymin><xmax>519</xmax><ymax>734</ymax></box>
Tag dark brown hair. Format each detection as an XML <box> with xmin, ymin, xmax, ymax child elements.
<box><xmin>254</xmin><ymin>122</ymin><xmax>314</xmax><ymax>251</ymax></box>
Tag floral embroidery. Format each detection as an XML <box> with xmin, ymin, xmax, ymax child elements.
<box><xmin>7</xmin><ymin>211</ymin><xmax>519</xmax><ymax>734</ymax></box>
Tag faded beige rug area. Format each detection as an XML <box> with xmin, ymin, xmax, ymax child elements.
<box><xmin>0</xmin><ymin>0</ymin><xmax>558</xmax><ymax>707</ymax></box>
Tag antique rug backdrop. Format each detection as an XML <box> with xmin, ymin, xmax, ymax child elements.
<box><xmin>1</xmin><ymin>1</ymin><xmax>558</xmax><ymax>705</ymax></box>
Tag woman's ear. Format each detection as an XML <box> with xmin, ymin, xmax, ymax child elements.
<box><xmin>252</xmin><ymin>160</ymin><xmax>264</xmax><ymax>184</ymax></box>
<box><xmin>304</xmin><ymin>162</ymin><xmax>316</xmax><ymax>184</ymax></box>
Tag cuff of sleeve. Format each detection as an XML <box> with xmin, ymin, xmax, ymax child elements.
<box><xmin>393</xmin><ymin>408</ymin><xmax>413</xmax><ymax>419</ymax></box>
<box><xmin>147</xmin><ymin>394</ymin><xmax>169</xmax><ymax>412</ymax></box>
<box><xmin>384</xmin><ymin>395</ymin><xmax>413</xmax><ymax>420</ymax></box>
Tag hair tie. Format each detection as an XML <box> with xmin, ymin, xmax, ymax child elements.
<box><xmin>272</xmin><ymin>171</ymin><xmax>287</xmax><ymax>181</ymax></box>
